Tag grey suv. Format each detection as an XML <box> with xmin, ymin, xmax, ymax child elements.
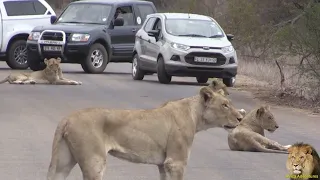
<box><xmin>131</xmin><ymin>13</ymin><xmax>238</xmax><ymax>86</ymax></box>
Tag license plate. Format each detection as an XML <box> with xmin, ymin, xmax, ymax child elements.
<box><xmin>43</xmin><ymin>46</ymin><xmax>62</xmax><ymax>51</ymax></box>
<box><xmin>194</xmin><ymin>57</ymin><xmax>217</xmax><ymax>63</ymax></box>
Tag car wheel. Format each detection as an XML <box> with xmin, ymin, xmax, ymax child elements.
<box><xmin>81</xmin><ymin>43</ymin><xmax>108</xmax><ymax>74</ymax></box>
<box><xmin>132</xmin><ymin>54</ymin><xmax>145</xmax><ymax>80</ymax></box>
<box><xmin>157</xmin><ymin>57</ymin><xmax>171</xmax><ymax>84</ymax></box>
<box><xmin>6</xmin><ymin>40</ymin><xmax>29</xmax><ymax>69</ymax></box>
<box><xmin>223</xmin><ymin>77</ymin><xmax>236</xmax><ymax>87</ymax></box>
<box><xmin>27</xmin><ymin>51</ymin><xmax>46</xmax><ymax>71</ymax></box>
<box><xmin>196</xmin><ymin>77</ymin><xmax>208</xmax><ymax>83</ymax></box>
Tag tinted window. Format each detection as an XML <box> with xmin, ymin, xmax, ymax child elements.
<box><xmin>137</xmin><ymin>4</ymin><xmax>155</xmax><ymax>24</ymax></box>
<box><xmin>143</xmin><ymin>17</ymin><xmax>156</xmax><ymax>32</ymax></box>
<box><xmin>114</xmin><ymin>6</ymin><xmax>135</xmax><ymax>26</ymax></box>
<box><xmin>57</xmin><ymin>4</ymin><xmax>112</xmax><ymax>24</ymax></box>
<box><xmin>4</xmin><ymin>0</ymin><xmax>47</xmax><ymax>16</ymax></box>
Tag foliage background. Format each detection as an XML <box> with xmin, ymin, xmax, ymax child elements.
<box><xmin>47</xmin><ymin>0</ymin><xmax>320</xmax><ymax>107</ymax></box>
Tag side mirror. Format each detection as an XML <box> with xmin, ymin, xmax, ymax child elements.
<box><xmin>50</xmin><ymin>15</ymin><xmax>57</xmax><ymax>24</ymax></box>
<box><xmin>147</xmin><ymin>29</ymin><xmax>160</xmax><ymax>40</ymax></box>
<box><xmin>226</xmin><ymin>34</ymin><xmax>234</xmax><ymax>41</ymax></box>
<box><xmin>114</xmin><ymin>17</ymin><xmax>124</xmax><ymax>26</ymax></box>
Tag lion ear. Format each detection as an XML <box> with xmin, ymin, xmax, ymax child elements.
<box><xmin>44</xmin><ymin>58</ymin><xmax>48</xmax><ymax>65</ymax></box>
<box><xmin>199</xmin><ymin>86</ymin><xmax>214</xmax><ymax>103</ymax></box>
<box><xmin>256</xmin><ymin>106</ymin><xmax>266</xmax><ymax>118</ymax></box>
<box><xmin>305</xmin><ymin>146</ymin><xmax>313</xmax><ymax>155</ymax></box>
<box><xmin>287</xmin><ymin>146</ymin><xmax>293</xmax><ymax>154</ymax></box>
<box><xmin>210</xmin><ymin>79</ymin><xmax>218</xmax><ymax>87</ymax></box>
<box><xmin>224</xmin><ymin>88</ymin><xmax>230</xmax><ymax>95</ymax></box>
<box><xmin>216</xmin><ymin>89</ymin><xmax>225</xmax><ymax>96</ymax></box>
<box><xmin>265</xmin><ymin>105</ymin><xmax>270</xmax><ymax>111</ymax></box>
<box><xmin>56</xmin><ymin>57</ymin><xmax>61</xmax><ymax>63</ymax></box>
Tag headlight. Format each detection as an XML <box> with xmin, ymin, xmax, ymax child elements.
<box><xmin>28</xmin><ymin>32</ymin><xmax>40</xmax><ymax>41</ymax></box>
<box><xmin>71</xmin><ymin>34</ymin><xmax>90</xmax><ymax>42</ymax></box>
<box><xmin>222</xmin><ymin>45</ymin><xmax>234</xmax><ymax>53</ymax></box>
<box><xmin>170</xmin><ymin>42</ymin><xmax>190</xmax><ymax>51</ymax></box>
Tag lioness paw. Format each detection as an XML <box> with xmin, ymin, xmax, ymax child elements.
<box><xmin>68</xmin><ymin>80</ymin><xmax>81</xmax><ymax>85</ymax></box>
<box><xmin>238</xmin><ymin>109</ymin><xmax>246</xmax><ymax>117</ymax></box>
<box><xmin>77</xmin><ymin>81</ymin><xmax>82</xmax><ymax>85</ymax></box>
<box><xmin>30</xmin><ymin>80</ymin><xmax>36</xmax><ymax>84</ymax></box>
<box><xmin>284</xmin><ymin>145</ymin><xmax>292</xmax><ymax>149</ymax></box>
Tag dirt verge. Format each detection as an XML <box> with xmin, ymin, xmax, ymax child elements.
<box><xmin>233</xmin><ymin>75</ymin><xmax>320</xmax><ymax>115</ymax></box>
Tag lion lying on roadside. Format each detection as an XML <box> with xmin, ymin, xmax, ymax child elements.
<box><xmin>0</xmin><ymin>57</ymin><xmax>82</xmax><ymax>85</ymax></box>
<box><xmin>227</xmin><ymin>105</ymin><xmax>291</xmax><ymax>153</ymax></box>
<box><xmin>209</xmin><ymin>78</ymin><xmax>230</xmax><ymax>95</ymax></box>
<box><xmin>209</xmin><ymin>78</ymin><xmax>246</xmax><ymax>117</ymax></box>
<box><xmin>46</xmin><ymin>86</ymin><xmax>243</xmax><ymax>180</ymax></box>
<box><xmin>286</xmin><ymin>142</ymin><xmax>320</xmax><ymax>180</ymax></box>
<box><xmin>160</xmin><ymin>78</ymin><xmax>247</xmax><ymax>117</ymax></box>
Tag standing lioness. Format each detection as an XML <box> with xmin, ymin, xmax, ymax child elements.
<box><xmin>47</xmin><ymin>86</ymin><xmax>243</xmax><ymax>180</ymax></box>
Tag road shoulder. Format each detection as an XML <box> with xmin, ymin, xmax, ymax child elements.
<box><xmin>233</xmin><ymin>75</ymin><xmax>320</xmax><ymax>116</ymax></box>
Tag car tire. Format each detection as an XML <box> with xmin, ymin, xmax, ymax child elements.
<box><xmin>6</xmin><ymin>40</ymin><xmax>29</xmax><ymax>69</ymax></box>
<box><xmin>223</xmin><ymin>77</ymin><xmax>236</xmax><ymax>87</ymax></box>
<box><xmin>196</xmin><ymin>77</ymin><xmax>208</xmax><ymax>83</ymax></box>
<box><xmin>132</xmin><ymin>54</ymin><xmax>145</xmax><ymax>80</ymax></box>
<box><xmin>27</xmin><ymin>51</ymin><xmax>46</xmax><ymax>71</ymax></box>
<box><xmin>81</xmin><ymin>43</ymin><xmax>108</xmax><ymax>74</ymax></box>
<box><xmin>157</xmin><ymin>57</ymin><xmax>171</xmax><ymax>84</ymax></box>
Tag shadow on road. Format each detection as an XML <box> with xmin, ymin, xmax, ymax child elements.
<box><xmin>61</xmin><ymin>71</ymin><xmax>132</xmax><ymax>75</ymax></box>
<box><xmin>0</xmin><ymin>67</ymin><xmax>14</xmax><ymax>71</ymax></box>
<box><xmin>142</xmin><ymin>79</ymin><xmax>209</xmax><ymax>86</ymax></box>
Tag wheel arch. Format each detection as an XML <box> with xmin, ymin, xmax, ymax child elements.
<box><xmin>6</xmin><ymin>33</ymin><xmax>29</xmax><ymax>53</ymax></box>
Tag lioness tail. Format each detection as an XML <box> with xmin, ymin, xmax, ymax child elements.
<box><xmin>46</xmin><ymin>119</ymin><xmax>68</xmax><ymax>180</ymax></box>
<box><xmin>0</xmin><ymin>76</ymin><xmax>9</xmax><ymax>84</ymax></box>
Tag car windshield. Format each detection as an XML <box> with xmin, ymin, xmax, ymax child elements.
<box><xmin>165</xmin><ymin>19</ymin><xmax>225</xmax><ymax>38</ymax></box>
<box><xmin>57</xmin><ymin>4</ymin><xmax>112</xmax><ymax>24</ymax></box>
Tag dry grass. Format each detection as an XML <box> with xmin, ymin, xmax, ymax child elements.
<box><xmin>235</xmin><ymin>57</ymin><xmax>320</xmax><ymax>113</ymax></box>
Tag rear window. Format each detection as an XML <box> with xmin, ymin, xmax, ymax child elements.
<box><xmin>3</xmin><ymin>0</ymin><xmax>47</xmax><ymax>16</ymax></box>
<box><xmin>137</xmin><ymin>4</ymin><xmax>155</xmax><ymax>24</ymax></box>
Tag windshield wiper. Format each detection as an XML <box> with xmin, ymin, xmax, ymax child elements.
<box><xmin>209</xmin><ymin>35</ymin><xmax>224</xmax><ymax>38</ymax></box>
<box><xmin>59</xmin><ymin>21</ymin><xmax>102</xmax><ymax>24</ymax></box>
<box><xmin>178</xmin><ymin>34</ymin><xmax>207</xmax><ymax>37</ymax></box>
<box><xmin>59</xmin><ymin>21</ymin><xmax>82</xmax><ymax>23</ymax></box>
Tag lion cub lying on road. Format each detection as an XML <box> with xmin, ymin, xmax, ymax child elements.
<box><xmin>286</xmin><ymin>142</ymin><xmax>320</xmax><ymax>180</ymax></box>
<box><xmin>46</xmin><ymin>87</ymin><xmax>243</xmax><ymax>180</ymax></box>
<box><xmin>228</xmin><ymin>105</ymin><xmax>291</xmax><ymax>153</ymax></box>
<box><xmin>0</xmin><ymin>58</ymin><xmax>81</xmax><ymax>85</ymax></box>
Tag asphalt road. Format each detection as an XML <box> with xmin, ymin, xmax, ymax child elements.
<box><xmin>0</xmin><ymin>62</ymin><xmax>319</xmax><ymax>180</ymax></box>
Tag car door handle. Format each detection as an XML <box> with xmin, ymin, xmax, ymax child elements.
<box><xmin>132</xmin><ymin>28</ymin><xmax>137</xmax><ymax>32</ymax></box>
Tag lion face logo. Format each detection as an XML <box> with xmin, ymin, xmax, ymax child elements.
<box><xmin>286</xmin><ymin>143</ymin><xmax>319</xmax><ymax>177</ymax></box>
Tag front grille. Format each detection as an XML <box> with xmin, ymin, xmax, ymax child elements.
<box><xmin>41</xmin><ymin>32</ymin><xmax>71</xmax><ymax>41</ymax></box>
<box><xmin>184</xmin><ymin>52</ymin><xmax>226</xmax><ymax>66</ymax></box>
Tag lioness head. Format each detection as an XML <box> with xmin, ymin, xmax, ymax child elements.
<box><xmin>44</xmin><ymin>57</ymin><xmax>61</xmax><ymax>72</ymax></box>
<box><xmin>286</xmin><ymin>143</ymin><xmax>316</xmax><ymax>176</ymax></box>
<box><xmin>255</xmin><ymin>105</ymin><xmax>278</xmax><ymax>132</ymax></box>
<box><xmin>208</xmin><ymin>78</ymin><xmax>229</xmax><ymax>96</ymax></box>
<box><xmin>199</xmin><ymin>86</ymin><xmax>242</xmax><ymax>131</ymax></box>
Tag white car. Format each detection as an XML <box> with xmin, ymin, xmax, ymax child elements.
<box><xmin>132</xmin><ymin>13</ymin><xmax>238</xmax><ymax>86</ymax></box>
<box><xmin>0</xmin><ymin>0</ymin><xmax>55</xmax><ymax>69</ymax></box>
